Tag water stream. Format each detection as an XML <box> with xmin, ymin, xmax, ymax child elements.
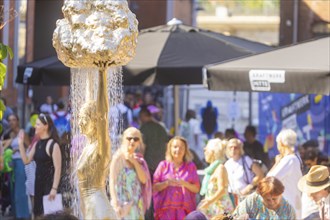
<box><xmin>68</xmin><ymin>67</ymin><xmax>124</xmax><ymax>217</ymax></box>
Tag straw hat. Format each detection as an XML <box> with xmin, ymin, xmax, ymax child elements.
<box><xmin>298</xmin><ymin>165</ymin><xmax>330</xmax><ymax>194</ymax></box>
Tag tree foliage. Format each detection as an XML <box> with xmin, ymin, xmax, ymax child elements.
<box><xmin>0</xmin><ymin>43</ymin><xmax>12</xmax><ymax>132</ymax></box>
<box><xmin>0</xmin><ymin>5</ymin><xmax>17</xmax><ymax>130</ymax></box>
<box><xmin>0</xmin><ymin>43</ymin><xmax>13</xmax><ymax>90</ymax></box>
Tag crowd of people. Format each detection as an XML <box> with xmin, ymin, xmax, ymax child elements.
<box><xmin>0</xmin><ymin>96</ymin><xmax>71</xmax><ymax>219</ymax></box>
<box><xmin>0</xmin><ymin>90</ymin><xmax>329</xmax><ymax>220</ymax></box>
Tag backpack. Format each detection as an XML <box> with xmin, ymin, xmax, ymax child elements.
<box><xmin>53</xmin><ymin>112</ymin><xmax>70</xmax><ymax>138</ymax></box>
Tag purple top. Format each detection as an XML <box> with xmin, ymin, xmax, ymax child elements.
<box><xmin>135</xmin><ymin>153</ymin><xmax>152</xmax><ymax>212</ymax></box>
<box><xmin>153</xmin><ymin>160</ymin><xmax>200</xmax><ymax>214</ymax></box>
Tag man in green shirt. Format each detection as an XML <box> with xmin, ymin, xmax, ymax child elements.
<box><xmin>139</xmin><ymin>107</ymin><xmax>168</xmax><ymax>176</ymax></box>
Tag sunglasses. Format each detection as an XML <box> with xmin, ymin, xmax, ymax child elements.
<box><xmin>126</xmin><ymin>137</ymin><xmax>140</xmax><ymax>142</ymax></box>
<box><xmin>229</xmin><ymin>145</ymin><xmax>239</xmax><ymax>149</ymax></box>
<box><xmin>39</xmin><ymin>113</ymin><xmax>48</xmax><ymax>124</ymax></box>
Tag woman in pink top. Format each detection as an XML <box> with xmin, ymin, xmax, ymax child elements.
<box><xmin>153</xmin><ymin>136</ymin><xmax>200</xmax><ymax>220</ymax></box>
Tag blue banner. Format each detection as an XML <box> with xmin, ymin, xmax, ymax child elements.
<box><xmin>258</xmin><ymin>93</ymin><xmax>330</xmax><ymax>159</ymax></box>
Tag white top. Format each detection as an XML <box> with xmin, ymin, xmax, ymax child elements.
<box><xmin>179</xmin><ymin>118</ymin><xmax>202</xmax><ymax>159</ymax></box>
<box><xmin>40</xmin><ymin>103</ymin><xmax>58</xmax><ymax>114</ymax></box>
<box><xmin>225</xmin><ymin>156</ymin><xmax>254</xmax><ymax>194</ymax></box>
<box><xmin>11</xmin><ymin>136</ymin><xmax>21</xmax><ymax>159</ymax></box>
<box><xmin>301</xmin><ymin>192</ymin><xmax>319</xmax><ymax>219</ymax></box>
<box><xmin>109</xmin><ymin>104</ymin><xmax>132</xmax><ymax>123</ymax></box>
<box><xmin>319</xmin><ymin>193</ymin><xmax>330</xmax><ymax>220</ymax></box>
<box><xmin>25</xmin><ymin>160</ymin><xmax>36</xmax><ymax>196</ymax></box>
<box><xmin>267</xmin><ymin>154</ymin><xmax>302</xmax><ymax>219</ymax></box>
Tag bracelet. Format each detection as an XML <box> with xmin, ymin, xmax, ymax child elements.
<box><xmin>52</xmin><ymin>187</ymin><xmax>58</xmax><ymax>191</ymax></box>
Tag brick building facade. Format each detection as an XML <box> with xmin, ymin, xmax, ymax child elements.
<box><xmin>1</xmin><ymin>0</ymin><xmax>193</xmax><ymax>122</ymax></box>
<box><xmin>280</xmin><ymin>0</ymin><xmax>330</xmax><ymax>45</ymax></box>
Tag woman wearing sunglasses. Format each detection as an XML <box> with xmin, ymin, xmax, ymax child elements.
<box><xmin>110</xmin><ymin>127</ymin><xmax>152</xmax><ymax>219</ymax></box>
<box><xmin>18</xmin><ymin>113</ymin><xmax>61</xmax><ymax>217</ymax></box>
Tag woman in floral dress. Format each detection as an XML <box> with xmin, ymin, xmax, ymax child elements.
<box><xmin>110</xmin><ymin>127</ymin><xmax>151</xmax><ymax>220</ymax></box>
<box><xmin>198</xmin><ymin>138</ymin><xmax>233</xmax><ymax>218</ymax></box>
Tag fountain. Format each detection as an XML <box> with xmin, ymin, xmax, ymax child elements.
<box><xmin>53</xmin><ymin>0</ymin><xmax>138</xmax><ymax>219</ymax></box>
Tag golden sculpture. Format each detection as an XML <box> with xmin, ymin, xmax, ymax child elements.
<box><xmin>77</xmin><ymin>68</ymin><xmax>117</xmax><ymax>219</ymax></box>
<box><xmin>53</xmin><ymin>0</ymin><xmax>138</xmax><ymax>68</ymax></box>
<box><xmin>52</xmin><ymin>0</ymin><xmax>138</xmax><ymax>219</ymax></box>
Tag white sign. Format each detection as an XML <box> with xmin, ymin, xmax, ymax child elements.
<box><xmin>249</xmin><ymin>70</ymin><xmax>285</xmax><ymax>91</ymax></box>
<box><xmin>23</xmin><ymin>67</ymin><xmax>33</xmax><ymax>83</ymax></box>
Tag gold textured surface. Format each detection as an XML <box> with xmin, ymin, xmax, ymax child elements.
<box><xmin>76</xmin><ymin>69</ymin><xmax>117</xmax><ymax>219</ymax></box>
<box><xmin>53</xmin><ymin>0</ymin><xmax>138</xmax><ymax>68</ymax></box>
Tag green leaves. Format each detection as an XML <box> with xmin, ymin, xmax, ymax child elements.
<box><xmin>0</xmin><ymin>98</ymin><xmax>5</xmax><ymax>133</ymax></box>
<box><xmin>0</xmin><ymin>43</ymin><xmax>13</xmax><ymax>60</ymax></box>
<box><xmin>0</xmin><ymin>62</ymin><xmax>6</xmax><ymax>91</ymax></box>
<box><xmin>0</xmin><ymin>43</ymin><xmax>13</xmax><ymax>90</ymax></box>
<box><xmin>0</xmin><ymin>42</ymin><xmax>13</xmax><ymax>124</ymax></box>
<box><xmin>0</xmin><ymin>99</ymin><xmax>5</xmax><ymax>119</ymax></box>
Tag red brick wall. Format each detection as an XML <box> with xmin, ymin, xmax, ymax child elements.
<box><xmin>173</xmin><ymin>0</ymin><xmax>193</xmax><ymax>25</ymax></box>
<box><xmin>129</xmin><ymin>0</ymin><xmax>167</xmax><ymax>30</ymax></box>
<box><xmin>129</xmin><ymin>0</ymin><xmax>193</xmax><ymax>29</ymax></box>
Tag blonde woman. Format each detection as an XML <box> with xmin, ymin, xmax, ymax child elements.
<box><xmin>153</xmin><ymin>136</ymin><xmax>200</xmax><ymax>220</ymax></box>
<box><xmin>267</xmin><ymin>129</ymin><xmax>302</xmax><ymax>219</ymax></box>
<box><xmin>198</xmin><ymin>138</ymin><xmax>233</xmax><ymax>218</ymax></box>
<box><xmin>110</xmin><ymin>127</ymin><xmax>152</xmax><ymax>219</ymax></box>
<box><xmin>224</xmin><ymin>138</ymin><xmax>264</xmax><ymax>206</ymax></box>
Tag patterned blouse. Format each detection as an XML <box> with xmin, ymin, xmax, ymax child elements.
<box><xmin>233</xmin><ymin>192</ymin><xmax>296</xmax><ymax>220</ymax></box>
<box><xmin>115</xmin><ymin>167</ymin><xmax>144</xmax><ymax>220</ymax></box>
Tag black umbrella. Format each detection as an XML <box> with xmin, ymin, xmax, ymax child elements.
<box><xmin>16</xmin><ymin>20</ymin><xmax>271</xmax><ymax>86</ymax></box>
<box><xmin>205</xmin><ymin>37</ymin><xmax>330</xmax><ymax>95</ymax></box>
<box><xmin>123</xmin><ymin>20</ymin><xmax>271</xmax><ymax>85</ymax></box>
<box><xmin>16</xmin><ymin>56</ymin><xmax>70</xmax><ymax>86</ymax></box>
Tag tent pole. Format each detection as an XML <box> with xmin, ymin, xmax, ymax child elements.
<box><xmin>186</xmin><ymin>85</ymin><xmax>190</xmax><ymax>115</ymax></box>
<box><xmin>174</xmin><ymin>85</ymin><xmax>179</xmax><ymax>135</ymax></box>
<box><xmin>22</xmin><ymin>85</ymin><xmax>26</xmax><ymax>128</ymax></box>
<box><xmin>249</xmin><ymin>92</ymin><xmax>252</xmax><ymax>125</ymax></box>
